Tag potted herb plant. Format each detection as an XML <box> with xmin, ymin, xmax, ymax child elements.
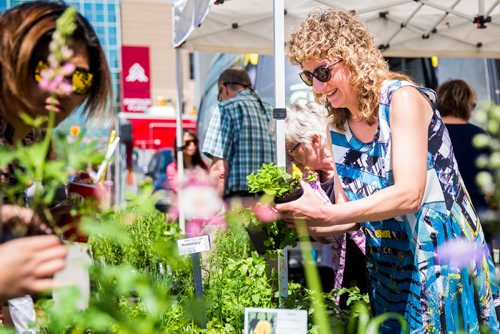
<box><xmin>245</xmin><ymin>163</ymin><xmax>317</xmax><ymax>255</ymax></box>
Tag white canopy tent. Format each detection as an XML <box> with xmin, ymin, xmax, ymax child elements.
<box><xmin>171</xmin><ymin>0</ymin><xmax>500</xmax><ymax>211</ymax></box>
<box><xmin>174</xmin><ymin>0</ymin><xmax>500</xmax><ymax>58</ymax></box>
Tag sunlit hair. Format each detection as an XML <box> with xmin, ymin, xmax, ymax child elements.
<box><xmin>437</xmin><ymin>80</ymin><xmax>476</xmax><ymax>121</ymax></box>
<box><xmin>285</xmin><ymin>100</ymin><xmax>328</xmax><ymax>150</ymax></box>
<box><xmin>0</xmin><ymin>1</ymin><xmax>112</xmax><ymax>119</ymax></box>
<box><xmin>286</xmin><ymin>8</ymin><xmax>412</xmax><ymax>130</ymax></box>
<box><xmin>174</xmin><ymin>130</ymin><xmax>208</xmax><ymax>170</ymax></box>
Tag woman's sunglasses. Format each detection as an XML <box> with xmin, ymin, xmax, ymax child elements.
<box><xmin>183</xmin><ymin>139</ymin><xmax>198</xmax><ymax>148</ymax></box>
<box><xmin>299</xmin><ymin>59</ymin><xmax>342</xmax><ymax>86</ymax></box>
<box><xmin>34</xmin><ymin>60</ymin><xmax>94</xmax><ymax>96</ymax></box>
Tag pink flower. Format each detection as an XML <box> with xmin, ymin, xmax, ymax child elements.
<box><xmin>436</xmin><ymin>238</ymin><xmax>485</xmax><ymax>270</ymax></box>
<box><xmin>186</xmin><ymin>219</ymin><xmax>204</xmax><ymax>237</ymax></box>
<box><xmin>207</xmin><ymin>215</ymin><xmax>227</xmax><ymax>229</ymax></box>
<box><xmin>62</xmin><ymin>62</ymin><xmax>76</xmax><ymax>75</ymax></box>
<box><xmin>167</xmin><ymin>206</ymin><xmax>179</xmax><ymax>223</ymax></box>
<box><xmin>254</xmin><ymin>204</ymin><xmax>279</xmax><ymax>222</ymax></box>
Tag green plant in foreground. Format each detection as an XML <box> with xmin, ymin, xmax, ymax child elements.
<box><xmin>347</xmin><ymin>303</ymin><xmax>408</xmax><ymax>334</ymax></box>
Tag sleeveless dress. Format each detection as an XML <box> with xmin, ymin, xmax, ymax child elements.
<box><xmin>330</xmin><ymin>80</ymin><xmax>500</xmax><ymax>333</ymax></box>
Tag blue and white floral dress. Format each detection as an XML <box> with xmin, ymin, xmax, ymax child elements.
<box><xmin>330</xmin><ymin>80</ymin><xmax>500</xmax><ymax>333</ymax></box>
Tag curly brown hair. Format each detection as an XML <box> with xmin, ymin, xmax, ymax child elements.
<box><xmin>286</xmin><ymin>8</ymin><xmax>411</xmax><ymax>130</ymax></box>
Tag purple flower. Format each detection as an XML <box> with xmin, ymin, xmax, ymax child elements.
<box><xmin>39</xmin><ymin>65</ymin><xmax>74</xmax><ymax>98</ymax></box>
<box><xmin>39</xmin><ymin>12</ymin><xmax>77</xmax><ymax>103</ymax></box>
<box><xmin>436</xmin><ymin>238</ymin><xmax>485</xmax><ymax>270</ymax></box>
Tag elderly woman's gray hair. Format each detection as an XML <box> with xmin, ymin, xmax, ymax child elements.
<box><xmin>285</xmin><ymin>101</ymin><xmax>328</xmax><ymax>149</ymax></box>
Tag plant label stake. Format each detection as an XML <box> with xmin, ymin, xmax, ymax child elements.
<box><xmin>177</xmin><ymin>234</ymin><xmax>210</xmax><ymax>329</ymax></box>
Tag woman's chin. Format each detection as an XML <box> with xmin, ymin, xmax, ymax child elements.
<box><xmin>327</xmin><ymin>95</ymin><xmax>345</xmax><ymax>109</ymax></box>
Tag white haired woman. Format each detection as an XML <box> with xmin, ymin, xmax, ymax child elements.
<box><xmin>285</xmin><ymin>101</ymin><xmax>366</xmax><ymax>303</ymax></box>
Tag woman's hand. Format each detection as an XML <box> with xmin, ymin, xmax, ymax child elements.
<box><xmin>275</xmin><ymin>181</ymin><xmax>332</xmax><ymax>227</ymax></box>
<box><xmin>0</xmin><ymin>235</ymin><xmax>67</xmax><ymax>299</ymax></box>
<box><xmin>1</xmin><ymin>205</ymin><xmax>52</xmax><ymax>238</ymax></box>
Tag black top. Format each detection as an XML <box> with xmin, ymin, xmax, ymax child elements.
<box><xmin>445</xmin><ymin>123</ymin><xmax>490</xmax><ymax>212</ymax></box>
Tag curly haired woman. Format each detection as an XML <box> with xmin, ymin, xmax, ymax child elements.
<box><xmin>276</xmin><ymin>8</ymin><xmax>500</xmax><ymax>333</ymax></box>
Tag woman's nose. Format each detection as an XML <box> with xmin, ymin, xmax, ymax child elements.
<box><xmin>312</xmin><ymin>78</ymin><xmax>328</xmax><ymax>93</ymax></box>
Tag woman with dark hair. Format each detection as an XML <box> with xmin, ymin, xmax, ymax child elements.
<box><xmin>166</xmin><ymin>130</ymin><xmax>208</xmax><ymax>192</ymax></box>
<box><xmin>0</xmin><ymin>1</ymin><xmax>112</xmax><ymax>142</ymax></box>
<box><xmin>437</xmin><ymin>79</ymin><xmax>491</xmax><ymax>212</ymax></box>
<box><xmin>0</xmin><ymin>1</ymin><xmax>113</xmax><ymax>331</ymax></box>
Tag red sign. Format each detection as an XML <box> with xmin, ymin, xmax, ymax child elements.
<box><xmin>121</xmin><ymin>46</ymin><xmax>152</xmax><ymax>112</ymax></box>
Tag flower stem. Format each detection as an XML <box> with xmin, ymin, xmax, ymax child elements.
<box><xmin>37</xmin><ymin>107</ymin><xmax>56</xmax><ymax>181</ymax></box>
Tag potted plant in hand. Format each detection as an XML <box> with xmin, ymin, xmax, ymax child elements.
<box><xmin>247</xmin><ymin>162</ymin><xmax>309</xmax><ymax>204</ymax></box>
<box><xmin>245</xmin><ymin>163</ymin><xmax>317</xmax><ymax>255</ymax></box>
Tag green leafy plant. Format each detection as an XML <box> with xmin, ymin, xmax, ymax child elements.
<box><xmin>246</xmin><ymin>164</ymin><xmax>319</xmax><ymax>255</ymax></box>
<box><xmin>247</xmin><ymin>162</ymin><xmax>301</xmax><ymax>198</ymax></box>
<box><xmin>473</xmin><ymin>103</ymin><xmax>499</xmax><ymax>201</ymax></box>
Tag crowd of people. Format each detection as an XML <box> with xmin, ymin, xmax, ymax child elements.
<box><xmin>0</xmin><ymin>1</ymin><xmax>498</xmax><ymax>333</ymax></box>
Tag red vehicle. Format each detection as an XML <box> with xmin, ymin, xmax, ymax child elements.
<box><xmin>118</xmin><ymin>112</ymin><xmax>196</xmax><ymax>151</ymax></box>
<box><xmin>118</xmin><ymin>112</ymin><xmax>197</xmax><ymax>190</ymax></box>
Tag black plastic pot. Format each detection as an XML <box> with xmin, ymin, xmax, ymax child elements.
<box><xmin>273</xmin><ymin>187</ymin><xmax>304</xmax><ymax>204</ymax></box>
<box><xmin>245</xmin><ymin>225</ymin><xmax>268</xmax><ymax>255</ymax></box>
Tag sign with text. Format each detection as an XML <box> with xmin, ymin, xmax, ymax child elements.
<box><xmin>177</xmin><ymin>235</ymin><xmax>211</xmax><ymax>255</ymax></box>
<box><xmin>244</xmin><ymin>308</ymin><xmax>307</xmax><ymax>334</ymax></box>
<box><xmin>121</xmin><ymin>46</ymin><xmax>152</xmax><ymax>112</ymax></box>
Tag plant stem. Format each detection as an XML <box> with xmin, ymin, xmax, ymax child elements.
<box><xmin>295</xmin><ymin>219</ymin><xmax>331</xmax><ymax>334</ymax></box>
<box><xmin>38</xmin><ymin>107</ymin><xmax>56</xmax><ymax>181</ymax></box>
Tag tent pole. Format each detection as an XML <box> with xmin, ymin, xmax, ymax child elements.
<box><xmin>273</xmin><ymin>0</ymin><xmax>288</xmax><ymax>305</ymax></box>
<box><xmin>175</xmin><ymin>48</ymin><xmax>185</xmax><ymax>234</ymax></box>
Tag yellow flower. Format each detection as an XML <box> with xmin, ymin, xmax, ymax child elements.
<box><xmin>254</xmin><ymin>320</ymin><xmax>272</xmax><ymax>334</ymax></box>
<box><xmin>70</xmin><ymin>125</ymin><xmax>80</xmax><ymax>137</ymax></box>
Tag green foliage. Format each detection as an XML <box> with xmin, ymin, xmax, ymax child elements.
<box><xmin>246</xmin><ymin>164</ymin><xmax>322</xmax><ymax>255</ymax></box>
<box><xmin>234</xmin><ymin>204</ymin><xmax>298</xmax><ymax>257</ymax></box>
<box><xmin>203</xmin><ymin>219</ymin><xmax>276</xmax><ymax>333</ymax></box>
<box><xmin>347</xmin><ymin>303</ymin><xmax>408</xmax><ymax>334</ymax></box>
<box><xmin>38</xmin><ymin>264</ymin><xmax>183</xmax><ymax>334</ymax></box>
<box><xmin>247</xmin><ymin>162</ymin><xmax>301</xmax><ymax>197</ymax></box>
<box><xmin>473</xmin><ymin>102</ymin><xmax>500</xmax><ymax>225</ymax></box>
<box><xmin>88</xmin><ymin>191</ymin><xmax>189</xmax><ymax>276</ymax></box>
<box><xmin>37</xmin><ymin>193</ymin><xmax>197</xmax><ymax>333</ymax></box>
<box><xmin>263</xmin><ymin>220</ymin><xmax>299</xmax><ymax>250</ymax></box>
<box><xmin>53</xmin><ymin>129</ymin><xmax>105</xmax><ymax>172</ymax></box>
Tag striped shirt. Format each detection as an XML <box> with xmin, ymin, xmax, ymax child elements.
<box><xmin>202</xmin><ymin>90</ymin><xmax>276</xmax><ymax>196</ymax></box>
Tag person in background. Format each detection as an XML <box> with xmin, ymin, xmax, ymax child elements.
<box><xmin>277</xmin><ymin>8</ymin><xmax>499</xmax><ymax>332</ymax></box>
<box><xmin>202</xmin><ymin>68</ymin><xmax>276</xmax><ymax>202</ymax></box>
<box><xmin>166</xmin><ymin>130</ymin><xmax>207</xmax><ymax>192</ymax></box>
<box><xmin>437</xmin><ymin>79</ymin><xmax>492</xmax><ymax>213</ymax></box>
<box><xmin>0</xmin><ymin>1</ymin><xmax>112</xmax><ymax>332</ymax></box>
<box><xmin>285</xmin><ymin>101</ymin><xmax>367</xmax><ymax>305</ymax></box>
